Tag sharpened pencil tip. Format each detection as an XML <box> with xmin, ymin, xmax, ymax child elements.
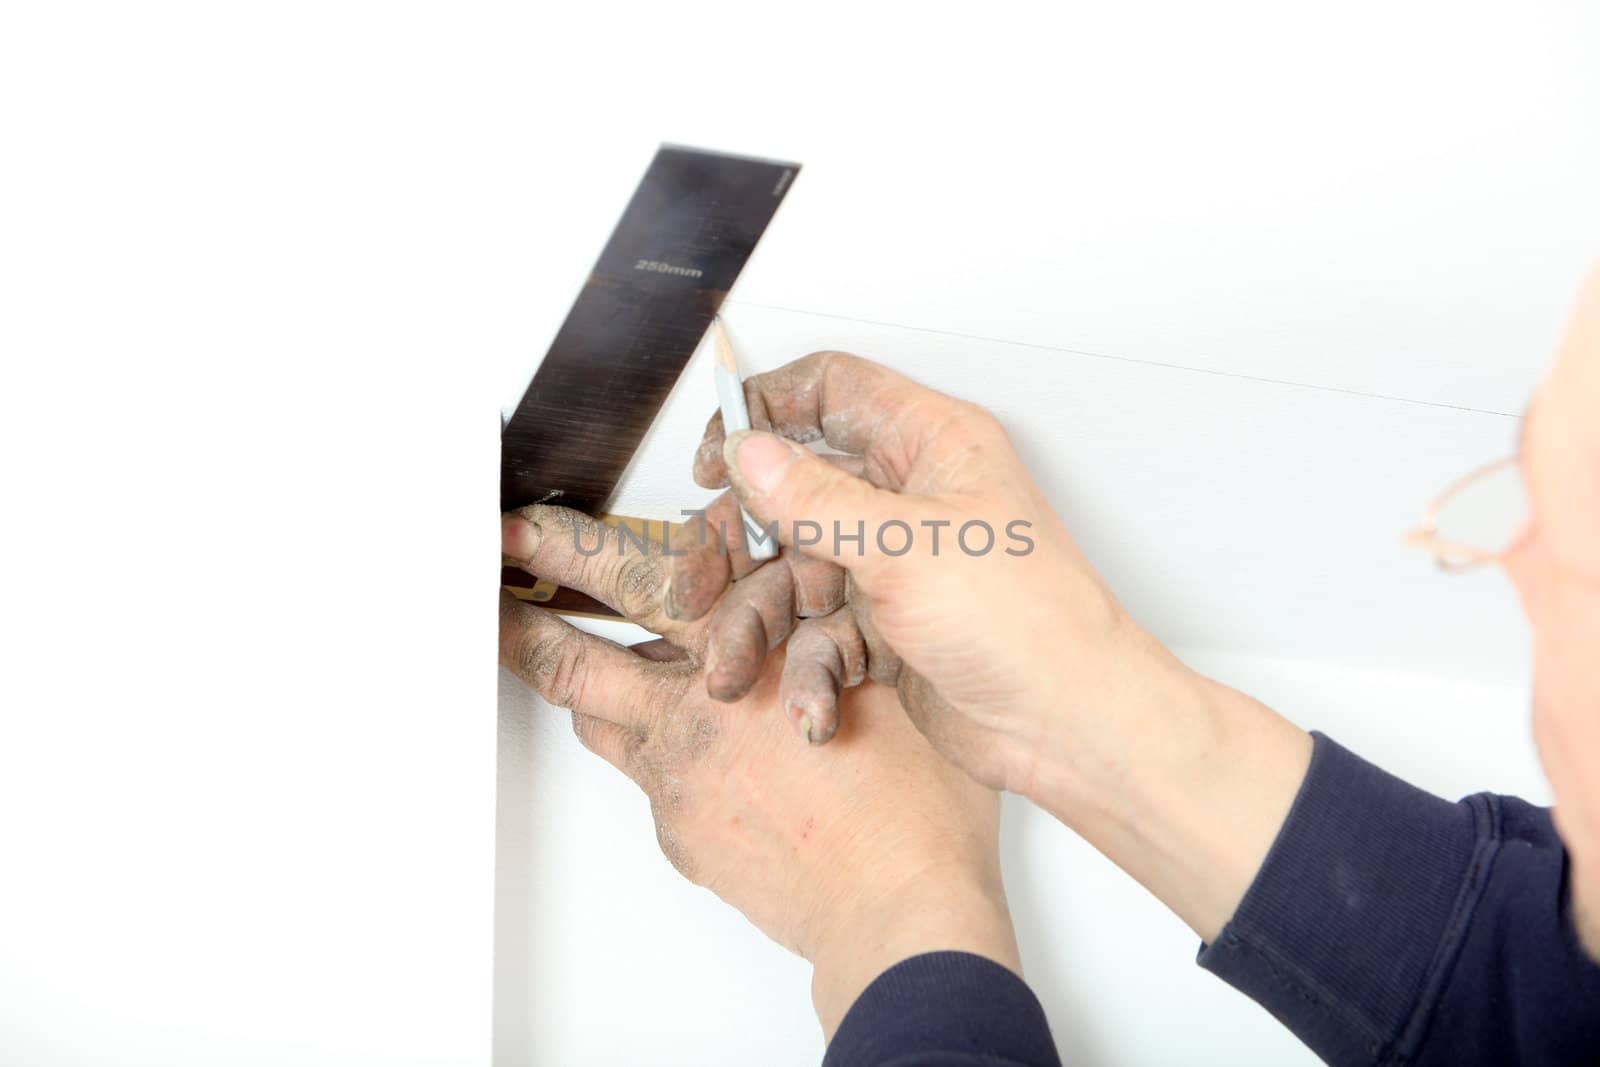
<box><xmin>711</xmin><ymin>316</ymin><xmax>739</xmax><ymax>374</ymax></box>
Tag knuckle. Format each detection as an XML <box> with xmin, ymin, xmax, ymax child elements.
<box><xmin>547</xmin><ymin>639</ymin><xmax>589</xmax><ymax>709</ymax></box>
<box><xmin>570</xmin><ymin>712</ymin><xmax>601</xmax><ymax>750</ymax></box>
<box><xmin>567</xmin><ymin>538</ymin><xmax>607</xmax><ymax>592</ymax></box>
<box><xmin>811</xmin><ymin>349</ymin><xmax>856</xmax><ymax>375</ymax></box>
<box><xmin>621</xmin><ymin>730</ymin><xmax>648</xmax><ymax>774</ymax></box>
<box><xmin>616</xmin><ymin>555</ymin><xmax>666</xmax><ymax>620</ymax></box>
<box><xmin>518</xmin><ymin>629</ymin><xmax>588</xmax><ymax>709</ymax></box>
<box><xmin>954</xmin><ymin>395</ymin><xmax>998</xmax><ymax>425</ymax></box>
<box><xmin>956</xmin><ymin>399</ymin><xmax>1009</xmax><ymax>448</ymax></box>
<box><xmin>789</xmin><ymin>622</ymin><xmax>844</xmax><ymax>684</ymax></box>
<box><xmin>790</xmin><ymin>557</ymin><xmax>846</xmax><ymax>616</ymax></box>
<box><xmin>497</xmin><ymin>593</ymin><xmax>529</xmax><ymax>648</ymax></box>
<box><xmin>499</xmin><ymin>599</ymin><xmax>554</xmax><ymax>674</ymax></box>
<box><xmin>533</xmin><ymin>506</ymin><xmax>589</xmax><ymax>555</ymax></box>
<box><xmin>832</xmin><ymin>621</ymin><xmax>869</xmax><ymax>686</ymax></box>
<box><xmin>928</xmin><ymin>398</ymin><xmax>995</xmax><ymax>446</ymax></box>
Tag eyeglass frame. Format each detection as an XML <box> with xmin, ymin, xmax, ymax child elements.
<box><xmin>1405</xmin><ymin>456</ymin><xmax>1525</xmax><ymax>573</ymax></box>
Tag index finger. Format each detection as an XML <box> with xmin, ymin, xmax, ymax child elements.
<box><xmin>504</xmin><ymin>506</ymin><xmax>693</xmax><ymax>645</ymax></box>
<box><xmin>499</xmin><ymin>591</ymin><xmax>679</xmax><ymax>733</ymax></box>
<box><xmin>691</xmin><ymin>351</ymin><xmax>973</xmax><ymax>493</ymax></box>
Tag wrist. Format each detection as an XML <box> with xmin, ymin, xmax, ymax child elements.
<box><xmin>807</xmin><ymin>861</ymin><xmax>1020</xmax><ymax>1041</ymax></box>
<box><xmin>1018</xmin><ymin>623</ymin><xmax>1193</xmax><ymax>804</ymax></box>
<box><xmin>1024</xmin><ymin>636</ymin><xmax>1312</xmax><ymax>942</ymax></box>
<box><xmin>1007</xmin><ymin>616</ymin><xmax>1189</xmax><ymax>801</ymax></box>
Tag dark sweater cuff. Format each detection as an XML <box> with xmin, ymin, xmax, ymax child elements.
<box><xmin>1198</xmin><ymin>731</ymin><xmax>1488</xmax><ymax>1066</ymax></box>
<box><xmin>824</xmin><ymin>951</ymin><xmax>1061</xmax><ymax>1067</ymax></box>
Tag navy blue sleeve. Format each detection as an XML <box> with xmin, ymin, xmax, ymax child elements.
<box><xmin>1200</xmin><ymin>731</ymin><xmax>1600</xmax><ymax>1065</ymax></box>
<box><xmin>823</xmin><ymin>951</ymin><xmax>1061</xmax><ymax>1067</ymax></box>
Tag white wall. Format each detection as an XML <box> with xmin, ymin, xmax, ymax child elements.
<box><xmin>499</xmin><ymin>649</ymin><xmax>1545</xmax><ymax>1066</ymax></box>
<box><xmin>496</xmin><ymin>296</ymin><xmax>1557</xmax><ymax>1065</ymax></box>
<box><xmin>3</xmin><ymin>2</ymin><xmax>1594</xmax><ymax>1065</ymax></box>
<box><xmin>4</xmin><ymin>6</ymin><xmax>511</xmax><ymax>1065</ymax></box>
<box><xmin>497</xmin><ymin>1</ymin><xmax>1595</xmax><ymax>1063</ymax></box>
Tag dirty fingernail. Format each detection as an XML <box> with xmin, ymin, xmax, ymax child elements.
<box><xmin>790</xmin><ymin>703</ymin><xmax>836</xmax><ymax>746</ymax></box>
<box><xmin>809</xmin><ymin>716</ymin><xmax>837</xmax><ymax>745</ymax></box>
<box><xmin>663</xmin><ymin>577</ymin><xmax>706</xmax><ymax>622</ymax></box>
<box><xmin>503</xmin><ymin>515</ymin><xmax>542</xmax><ymax>560</ymax></box>
<box><xmin>725</xmin><ymin>430</ymin><xmax>796</xmax><ymax>496</ymax></box>
<box><xmin>662</xmin><ymin>574</ymin><xmax>697</xmax><ymax>621</ymax></box>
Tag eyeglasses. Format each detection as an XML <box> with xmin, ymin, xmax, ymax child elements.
<box><xmin>1405</xmin><ymin>456</ymin><xmax>1528</xmax><ymax>572</ymax></box>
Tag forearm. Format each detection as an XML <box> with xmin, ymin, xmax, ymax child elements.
<box><xmin>1023</xmin><ymin>629</ymin><xmax>1313</xmax><ymax>943</ymax></box>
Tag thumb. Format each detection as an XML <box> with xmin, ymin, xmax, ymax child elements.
<box><xmin>723</xmin><ymin>429</ymin><xmax>904</xmax><ymax>575</ymax></box>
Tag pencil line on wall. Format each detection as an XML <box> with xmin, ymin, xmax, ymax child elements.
<box><xmin>723</xmin><ymin>299</ymin><xmax>1521</xmax><ymax>419</ymax></box>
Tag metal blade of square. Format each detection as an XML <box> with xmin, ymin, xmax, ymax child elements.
<box><xmin>501</xmin><ymin>145</ymin><xmax>800</xmax><ymax>615</ymax></box>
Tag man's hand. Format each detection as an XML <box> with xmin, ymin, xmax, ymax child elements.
<box><xmin>664</xmin><ymin>351</ymin><xmax>1313</xmax><ymax>943</ymax></box>
<box><xmin>665</xmin><ymin>351</ymin><xmax>1155</xmax><ymax>794</ymax></box>
<box><xmin>500</xmin><ymin>506</ymin><xmax>1021</xmax><ymax>1035</ymax></box>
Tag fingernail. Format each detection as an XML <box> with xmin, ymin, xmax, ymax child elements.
<box><xmin>503</xmin><ymin>515</ymin><xmax>542</xmax><ymax>560</ymax></box>
<box><xmin>797</xmin><ymin>712</ymin><xmax>814</xmax><ymax>744</ymax></box>
<box><xmin>662</xmin><ymin>573</ymin><xmax>700</xmax><ymax>622</ymax></box>
<box><xmin>661</xmin><ymin>575</ymin><xmax>686</xmax><ymax>621</ymax></box>
<box><xmin>725</xmin><ymin>430</ymin><xmax>796</xmax><ymax>496</ymax></box>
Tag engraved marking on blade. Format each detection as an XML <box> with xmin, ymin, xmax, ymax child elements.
<box><xmin>634</xmin><ymin>259</ymin><xmax>703</xmax><ymax>278</ymax></box>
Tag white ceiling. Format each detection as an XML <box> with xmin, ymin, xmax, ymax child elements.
<box><xmin>512</xmin><ymin>0</ymin><xmax>1600</xmax><ymax>419</ymax></box>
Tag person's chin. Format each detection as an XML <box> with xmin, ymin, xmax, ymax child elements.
<box><xmin>1575</xmin><ymin>888</ymin><xmax>1600</xmax><ymax>963</ymax></box>
<box><xmin>1549</xmin><ymin>802</ymin><xmax>1600</xmax><ymax>959</ymax></box>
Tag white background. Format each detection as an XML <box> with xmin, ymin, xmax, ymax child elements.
<box><xmin>3</xmin><ymin>2</ymin><xmax>1597</xmax><ymax>1065</ymax></box>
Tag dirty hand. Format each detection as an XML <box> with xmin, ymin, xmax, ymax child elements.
<box><xmin>500</xmin><ymin>507</ymin><xmax>1020</xmax><ymax>1035</ymax></box>
<box><xmin>666</xmin><ymin>351</ymin><xmax>1179</xmax><ymax>795</ymax></box>
<box><xmin>668</xmin><ymin>352</ymin><xmax>1313</xmax><ymax>945</ymax></box>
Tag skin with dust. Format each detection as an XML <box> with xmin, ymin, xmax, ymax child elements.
<box><xmin>501</xmin><ymin>265</ymin><xmax>1600</xmax><ymax>1042</ymax></box>
<box><xmin>662</xmin><ymin>469</ymin><xmax>851</xmax><ymax>739</ymax></box>
<box><xmin>672</xmin><ymin>349</ymin><xmax>1126</xmax><ymax>795</ymax></box>
<box><xmin>498</xmin><ymin>509</ymin><xmax>1020</xmax><ymax>1037</ymax></box>
<box><xmin>668</xmin><ymin>272</ymin><xmax>1600</xmax><ymax>959</ymax></box>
